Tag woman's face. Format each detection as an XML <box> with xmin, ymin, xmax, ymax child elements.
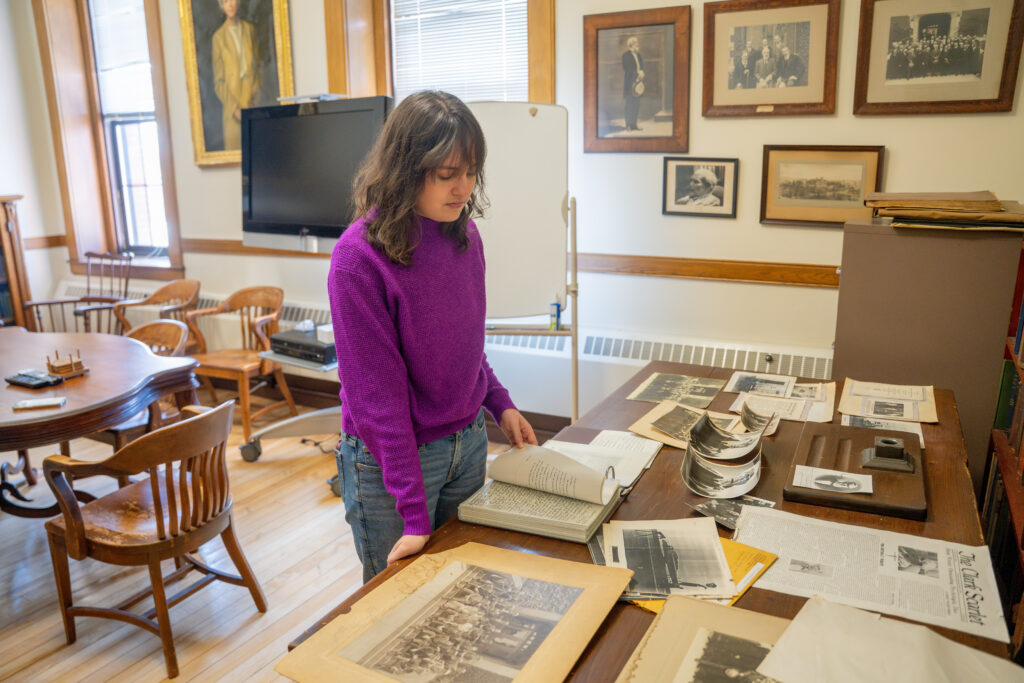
<box><xmin>689</xmin><ymin>176</ymin><xmax>710</xmax><ymax>196</ymax></box>
<box><xmin>415</xmin><ymin>154</ymin><xmax>477</xmax><ymax>223</ymax></box>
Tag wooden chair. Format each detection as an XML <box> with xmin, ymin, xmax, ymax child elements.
<box><xmin>185</xmin><ymin>286</ymin><xmax>298</xmax><ymax>441</ymax></box>
<box><xmin>113</xmin><ymin>279</ymin><xmax>201</xmax><ymax>353</ymax></box>
<box><xmin>85</xmin><ymin>320</ymin><xmax>192</xmax><ymax>470</ymax></box>
<box><xmin>43</xmin><ymin>401</ymin><xmax>267</xmax><ymax>678</ymax></box>
<box><xmin>23</xmin><ymin>251</ymin><xmax>135</xmax><ymax>334</ymax></box>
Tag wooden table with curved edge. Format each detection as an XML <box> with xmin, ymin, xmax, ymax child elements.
<box><xmin>0</xmin><ymin>326</ymin><xmax>198</xmax><ymax>517</ymax></box>
<box><xmin>288</xmin><ymin>360</ymin><xmax>1005</xmax><ymax>679</ymax></box>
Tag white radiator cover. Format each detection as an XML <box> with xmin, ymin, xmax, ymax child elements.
<box><xmin>57</xmin><ymin>280</ymin><xmax>832</xmax><ymax>416</ymax></box>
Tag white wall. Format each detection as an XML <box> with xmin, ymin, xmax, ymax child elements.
<box><xmin>6</xmin><ymin>0</ymin><xmax>1024</xmax><ymax>414</ymax></box>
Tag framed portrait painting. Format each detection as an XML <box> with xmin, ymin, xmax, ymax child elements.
<box><xmin>703</xmin><ymin>0</ymin><xmax>840</xmax><ymax>117</ymax></box>
<box><xmin>760</xmin><ymin>145</ymin><xmax>885</xmax><ymax>227</ymax></box>
<box><xmin>663</xmin><ymin>157</ymin><xmax>739</xmax><ymax>218</ymax></box>
<box><xmin>583</xmin><ymin>6</ymin><xmax>691</xmax><ymax>153</ymax></box>
<box><xmin>179</xmin><ymin>0</ymin><xmax>294</xmax><ymax>166</ymax></box>
<box><xmin>853</xmin><ymin>0</ymin><xmax>1024</xmax><ymax>114</ymax></box>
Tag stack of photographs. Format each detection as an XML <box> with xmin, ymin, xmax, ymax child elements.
<box><xmin>681</xmin><ymin>413</ymin><xmax>766</xmax><ymax>499</ymax></box>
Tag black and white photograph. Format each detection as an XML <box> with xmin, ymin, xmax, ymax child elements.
<box><xmin>790</xmin><ymin>382</ymin><xmax>826</xmax><ymax>400</ymax></box>
<box><xmin>897</xmin><ymin>546</ymin><xmax>940</xmax><ymax>578</ymax></box>
<box><xmin>584</xmin><ymin>7</ymin><xmax>691</xmax><ymax>152</ymax></box>
<box><xmin>651</xmin><ymin>405</ymin><xmax>736</xmax><ymax>443</ymax></box>
<box><xmin>872</xmin><ymin>400</ymin><xmax>908</xmax><ymax>418</ymax></box>
<box><xmin>606</xmin><ymin>518</ymin><xmax>734</xmax><ymax>599</ymax></box>
<box><xmin>793</xmin><ymin>465</ymin><xmax>873</xmax><ymax>494</ymax></box>
<box><xmin>663</xmin><ymin>157</ymin><xmax>739</xmax><ymax>218</ymax></box>
<box><xmin>728</xmin><ymin>21</ymin><xmax>811</xmax><ymax>90</ymax></box>
<box><xmin>854</xmin><ymin>0</ymin><xmax>1024</xmax><ymax>114</ymax></box>
<box><xmin>739</xmin><ymin>400</ymin><xmax>780</xmax><ymax>436</ymax></box>
<box><xmin>760</xmin><ymin>145</ymin><xmax>884</xmax><ymax>227</ymax></box>
<box><xmin>788</xmin><ymin>558</ymin><xmax>833</xmax><ymax>577</ymax></box>
<box><xmin>884</xmin><ymin>10</ymin><xmax>989</xmax><ymax>82</ymax></box>
<box><xmin>693</xmin><ymin>495</ymin><xmax>777</xmax><ymax>530</ymax></box>
<box><xmin>725</xmin><ymin>371</ymin><xmax>796</xmax><ymax>398</ymax></box>
<box><xmin>340</xmin><ymin>563</ymin><xmax>582</xmax><ymax>682</ymax></box>
<box><xmin>688</xmin><ymin>413</ymin><xmax>766</xmax><ymax>461</ymax></box>
<box><xmin>674</xmin><ymin>627</ymin><xmax>777</xmax><ymax>683</ymax></box>
<box><xmin>703</xmin><ymin>0</ymin><xmax>841</xmax><ymax>116</ymax></box>
<box><xmin>841</xmin><ymin>415</ymin><xmax>925</xmax><ymax>446</ymax></box>
<box><xmin>682</xmin><ymin>445</ymin><xmax>763</xmax><ymax>499</ymax></box>
<box><xmin>774</xmin><ymin>160</ymin><xmax>864</xmax><ymax>206</ymax></box>
<box><xmin>628</xmin><ymin>372</ymin><xmax>727</xmax><ymax>409</ymax></box>
<box><xmin>813</xmin><ymin>473</ymin><xmax>864</xmax><ymax>492</ymax></box>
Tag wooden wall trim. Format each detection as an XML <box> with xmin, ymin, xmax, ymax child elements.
<box><xmin>23</xmin><ymin>235</ymin><xmax>67</xmax><ymax>250</ymax></box>
<box><xmin>180</xmin><ymin>238</ymin><xmax>329</xmax><ymax>258</ymax></box>
<box><xmin>577</xmin><ymin>253</ymin><xmax>840</xmax><ymax>288</ymax></box>
<box><xmin>528</xmin><ymin>0</ymin><xmax>556</xmax><ymax>103</ymax></box>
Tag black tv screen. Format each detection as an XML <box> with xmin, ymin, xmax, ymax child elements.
<box><xmin>241</xmin><ymin>96</ymin><xmax>391</xmax><ymax>240</ymax></box>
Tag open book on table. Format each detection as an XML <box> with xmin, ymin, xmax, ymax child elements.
<box><xmin>457</xmin><ymin>444</ymin><xmax>622</xmax><ymax>543</ymax></box>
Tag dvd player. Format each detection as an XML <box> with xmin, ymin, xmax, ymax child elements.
<box><xmin>270</xmin><ymin>329</ymin><xmax>337</xmax><ymax>364</ymax></box>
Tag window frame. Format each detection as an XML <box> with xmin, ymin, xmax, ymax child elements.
<box><xmin>323</xmin><ymin>0</ymin><xmax>554</xmax><ymax>103</ymax></box>
<box><xmin>33</xmin><ymin>0</ymin><xmax>184</xmax><ymax>281</ymax></box>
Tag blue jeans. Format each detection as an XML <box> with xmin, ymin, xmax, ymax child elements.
<box><xmin>335</xmin><ymin>408</ymin><xmax>488</xmax><ymax>583</ymax></box>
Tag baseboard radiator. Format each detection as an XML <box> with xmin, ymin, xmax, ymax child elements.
<box><xmin>55</xmin><ymin>280</ymin><xmax>833</xmax><ymax>415</ymax></box>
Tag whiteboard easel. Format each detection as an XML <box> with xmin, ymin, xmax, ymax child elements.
<box><xmin>468</xmin><ymin>102</ymin><xmax>579</xmax><ymax>421</ymax></box>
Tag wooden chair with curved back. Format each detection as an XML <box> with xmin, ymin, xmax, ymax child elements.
<box><xmin>23</xmin><ymin>251</ymin><xmax>135</xmax><ymax>334</ymax></box>
<box><xmin>113</xmin><ymin>279</ymin><xmax>201</xmax><ymax>353</ymax></box>
<box><xmin>185</xmin><ymin>286</ymin><xmax>298</xmax><ymax>441</ymax></box>
<box><xmin>43</xmin><ymin>401</ymin><xmax>267</xmax><ymax>679</ymax></box>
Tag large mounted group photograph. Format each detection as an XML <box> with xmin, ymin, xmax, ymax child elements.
<box><xmin>853</xmin><ymin>0</ymin><xmax>1024</xmax><ymax>114</ymax></box>
<box><xmin>703</xmin><ymin>0</ymin><xmax>841</xmax><ymax>117</ymax></box>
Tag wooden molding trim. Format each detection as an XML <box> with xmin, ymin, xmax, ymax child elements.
<box><xmin>528</xmin><ymin>0</ymin><xmax>556</xmax><ymax>103</ymax></box>
<box><xmin>577</xmin><ymin>253</ymin><xmax>840</xmax><ymax>288</ymax></box>
<box><xmin>181</xmin><ymin>238</ymin><xmax>330</xmax><ymax>258</ymax></box>
<box><xmin>23</xmin><ymin>235</ymin><xmax>67</xmax><ymax>250</ymax></box>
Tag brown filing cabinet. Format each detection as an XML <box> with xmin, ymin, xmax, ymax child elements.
<box><xmin>833</xmin><ymin>218</ymin><xmax>1021</xmax><ymax>496</ymax></box>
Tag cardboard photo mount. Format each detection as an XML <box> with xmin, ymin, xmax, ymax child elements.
<box><xmin>275</xmin><ymin>542</ymin><xmax>633</xmax><ymax>682</ymax></box>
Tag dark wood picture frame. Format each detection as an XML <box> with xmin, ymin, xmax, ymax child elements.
<box><xmin>663</xmin><ymin>157</ymin><xmax>739</xmax><ymax>218</ymax></box>
<box><xmin>853</xmin><ymin>0</ymin><xmax>1024</xmax><ymax>114</ymax></box>
<box><xmin>583</xmin><ymin>6</ymin><xmax>691</xmax><ymax>153</ymax></box>
<box><xmin>702</xmin><ymin>0</ymin><xmax>840</xmax><ymax>117</ymax></box>
<box><xmin>760</xmin><ymin>145</ymin><xmax>885</xmax><ymax>227</ymax></box>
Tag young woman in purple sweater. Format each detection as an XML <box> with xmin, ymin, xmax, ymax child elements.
<box><xmin>328</xmin><ymin>91</ymin><xmax>537</xmax><ymax>582</ymax></box>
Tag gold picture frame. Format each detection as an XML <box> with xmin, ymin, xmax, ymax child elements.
<box><xmin>178</xmin><ymin>0</ymin><xmax>294</xmax><ymax>166</ymax></box>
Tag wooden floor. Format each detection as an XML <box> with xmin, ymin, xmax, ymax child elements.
<box><xmin>1</xmin><ymin>405</ymin><xmax>360</xmax><ymax>682</ymax></box>
<box><xmin>1</xmin><ymin>402</ymin><xmax>511</xmax><ymax>682</ymax></box>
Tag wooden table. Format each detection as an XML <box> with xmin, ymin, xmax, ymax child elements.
<box><xmin>289</xmin><ymin>361</ymin><xmax>1002</xmax><ymax>677</ymax></box>
<box><xmin>0</xmin><ymin>327</ymin><xmax>198</xmax><ymax>516</ymax></box>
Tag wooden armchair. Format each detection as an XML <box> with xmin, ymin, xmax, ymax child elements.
<box><xmin>113</xmin><ymin>279</ymin><xmax>200</xmax><ymax>353</ymax></box>
<box><xmin>23</xmin><ymin>251</ymin><xmax>135</xmax><ymax>334</ymax></box>
<box><xmin>185</xmin><ymin>286</ymin><xmax>297</xmax><ymax>441</ymax></box>
<box><xmin>43</xmin><ymin>401</ymin><xmax>266</xmax><ymax>678</ymax></box>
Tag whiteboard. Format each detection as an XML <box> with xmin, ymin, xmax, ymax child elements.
<box><xmin>468</xmin><ymin>102</ymin><xmax>568</xmax><ymax>318</ymax></box>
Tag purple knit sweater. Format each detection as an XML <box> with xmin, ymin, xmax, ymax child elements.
<box><xmin>327</xmin><ymin>214</ymin><xmax>515</xmax><ymax>536</ymax></box>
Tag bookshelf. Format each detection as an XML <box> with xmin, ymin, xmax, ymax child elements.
<box><xmin>0</xmin><ymin>196</ymin><xmax>31</xmax><ymax>327</ymax></box>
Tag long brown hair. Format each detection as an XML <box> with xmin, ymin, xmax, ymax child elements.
<box><xmin>352</xmin><ymin>91</ymin><xmax>488</xmax><ymax>265</ymax></box>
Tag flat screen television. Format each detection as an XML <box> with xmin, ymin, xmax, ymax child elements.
<box><xmin>240</xmin><ymin>96</ymin><xmax>392</xmax><ymax>253</ymax></box>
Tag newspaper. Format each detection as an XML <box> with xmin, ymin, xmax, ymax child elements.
<box><xmin>838</xmin><ymin>379</ymin><xmax>938</xmax><ymax>423</ymax></box>
<box><xmin>733</xmin><ymin>507</ymin><xmax>1009</xmax><ymax>643</ymax></box>
<box><xmin>730</xmin><ymin>389</ymin><xmax>834</xmax><ymax>423</ymax></box>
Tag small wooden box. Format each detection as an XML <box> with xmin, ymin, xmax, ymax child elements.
<box><xmin>783</xmin><ymin>422</ymin><xmax>926</xmax><ymax>520</ymax></box>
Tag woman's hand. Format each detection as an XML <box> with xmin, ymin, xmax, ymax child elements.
<box><xmin>500</xmin><ymin>409</ymin><xmax>538</xmax><ymax>448</ymax></box>
<box><xmin>387</xmin><ymin>534</ymin><xmax>430</xmax><ymax>565</ymax></box>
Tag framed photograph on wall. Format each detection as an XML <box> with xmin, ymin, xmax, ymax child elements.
<box><xmin>178</xmin><ymin>0</ymin><xmax>294</xmax><ymax>166</ymax></box>
<box><xmin>760</xmin><ymin>145</ymin><xmax>885</xmax><ymax>227</ymax></box>
<box><xmin>663</xmin><ymin>157</ymin><xmax>739</xmax><ymax>218</ymax></box>
<box><xmin>853</xmin><ymin>0</ymin><xmax>1024</xmax><ymax>114</ymax></box>
<box><xmin>583</xmin><ymin>6</ymin><xmax>691</xmax><ymax>153</ymax></box>
<box><xmin>702</xmin><ymin>0</ymin><xmax>840</xmax><ymax>117</ymax></box>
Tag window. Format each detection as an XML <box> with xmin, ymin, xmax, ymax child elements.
<box><xmin>88</xmin><ymin>0</ymin><xmax>168</xmax><ymax>256</ymax></box>
<box><xmin>34</xmin><ymin>0</ymin><xmax>183</xmax><ymax>279</ymax></box>
<box><xmin>390</xmin><ymin>0</ymin><xmax>529</xmax><ymax>102</ymax></box>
